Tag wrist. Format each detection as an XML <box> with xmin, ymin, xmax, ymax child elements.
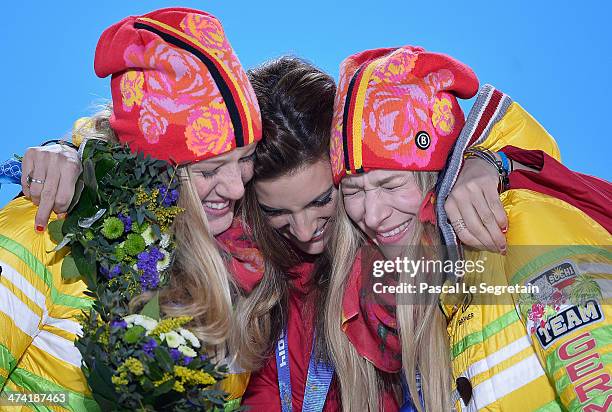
<box><xmin>463</xmin><ymin>148</ymin><xmax>511</xmax><ymax>193</ymax></box>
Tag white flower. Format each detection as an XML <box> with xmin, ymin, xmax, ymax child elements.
<box><xmin>141</xmin><ymin>226</ymin><xmax>155</xmax><ymax>246</ymax></box>
<box><xmin>156</xmin><ymin>248</ymin><xmax>171</xmax><ymax>272</ymax></box>
<box><xmin>123</xmin><ymin>314</ymin><xmax>158</xmax><ymax>332</ymax></box>
<box><xmin>178</xmin><ymin>345</ymin><xmax>197</xmax><ymax>358</ymax></box>
<box><xmin>160</xmin><ymin>233</ymin><xmax>171</xmax><ymax>249</ymax></box>
<box><xmin>162</xmin><ymin>331</ymin><xmax>186</xmax><ymax>348</ymax></box>
<box><xmin>179</xmin><ymin>328</ymin><xmax>201</xmax><ymax>348</ymax></box>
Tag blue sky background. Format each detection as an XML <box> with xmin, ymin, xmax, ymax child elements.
<box><xmin>1</xmin><ymin>1</ymin><xmax>610</xmax><ymax>206</ymax></box>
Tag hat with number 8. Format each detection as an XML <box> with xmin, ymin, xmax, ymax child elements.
<box><xmin>330</xmin><ymin>46</ymin><xmax>479</xmax><ymax>185</ymax></box>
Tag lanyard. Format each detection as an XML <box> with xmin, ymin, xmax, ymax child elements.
<box><xmin>400</xmin><ymin>369</ymin><xmax>424</xmax><ymax>412</ymax></box>
<box><xmin>275</xmin><ymin>328</ymin><xmax>334</xmax><ymax>412</ymax></box>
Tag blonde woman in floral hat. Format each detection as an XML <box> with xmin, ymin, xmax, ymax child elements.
<box><xmin>0</xmin><ymin>7</ymin><xmax>263</xmax><ymax>410</ymax></box>
<box><xmin>327</xmin><ymin>45</ymin><xmax>611</xmax><ymax>411</ymax></box>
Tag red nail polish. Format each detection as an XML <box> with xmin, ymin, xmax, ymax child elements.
<box><xmin>502</xmin><ymin>227</ymin><xmax>508</xmax><ymax>233</ymax></box>
<box><xmin>35</xmin><ymin>225</ymin><xmax>45</xmax><ymax>233</ymax></box>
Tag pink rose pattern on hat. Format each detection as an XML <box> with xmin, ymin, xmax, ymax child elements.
<box><xmin>331</xmin><ymin>49</ymin><xmax>461</xmax><ymax>180</ymax></box>
<box><xmin>117</xmin><ymin>13</ymin><xmax>257</xmax><ymax>156</ymax></box>
<box><xmin>363</xmin><ymin>62</ymin><xmax>456</xmax><ymax>168</ymax></box>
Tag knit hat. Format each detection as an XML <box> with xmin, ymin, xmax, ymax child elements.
<box><xmin>95</xmin><ymin>7</ymin><xmax>262</xmax><ymax>165</ymax></box>
<box><xmin>330</xmin><ymin>46</ymin><xmax>479</xmax><ymax>184</ymax></box>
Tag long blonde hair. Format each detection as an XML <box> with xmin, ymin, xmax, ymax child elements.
<box><xmin>80</xmin><ymin>107</ymin><xmax>236</xmax><ymax>361</ymax></box>
<box><xmin>325</xmin><ymin>171</ymin><xmax>451</xmax><ymax>411</ymax></box>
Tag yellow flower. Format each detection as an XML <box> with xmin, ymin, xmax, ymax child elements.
<box><xmin>150</xmin><ymin>316</ymin><xmax>193</xmax><ymax>336</ymax></box>
<box><xmin>173</xmin><ymin>381</ymin><xmax>185</xmax><ymax>393</ymax></box>
<box><xmin>153</xmin><ymin>373</ymin><xmax>173</xmax><ymax>387</ymax></box>
<box><xmin>173</xmin><ymin>365</ymin><xmax>216</xmax><ymax>386</ymax></box>
<box><xmin>154</xmin><ymin>206</ymin><xmax>184</xmax><ymax>231</ymax></box>
<box><xmin>111</xmin><ymin>375</ymin><xmax>129</xmax><ymax>386</ymax></box>
<box><xmin>122</xmin><ymin>357</ymin><xmax>145</xmax><ymax>376</ymax></box>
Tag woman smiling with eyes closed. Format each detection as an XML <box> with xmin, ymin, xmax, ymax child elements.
<box><xmin>326</xmin><ymin>45</ymin><xmax>612</xmax><ymax>412</ymax></box>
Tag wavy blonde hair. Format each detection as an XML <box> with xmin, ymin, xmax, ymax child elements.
<box><xmin>79</xmin><ymin>107</ymin><xmax>236</xmax><ymax>362</ymax></box>
<box><xmin>325</xmin><ymin>171</ymin><xmax>451</xmax><ymax>412</ymax></box>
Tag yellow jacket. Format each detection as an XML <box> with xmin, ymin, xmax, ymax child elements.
<box><xmin>440</xmin><ymin>85</ymin><xmax>612</xmax><ymax>411</ymax></box>
<box><xmin>0</xmin><ymin>197</ymin><xmax>98</xmax><ymax>411</ymax></box>
<box><xmin>0</xmin><ymin>196</ymin><xmax>249</xmax><ymax>411</ymax></box>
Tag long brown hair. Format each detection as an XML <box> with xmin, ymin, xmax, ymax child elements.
<box><xmin>234</xmin><ymin>56</ymin><xmax>337</xmax><ymax>369</ymax></box>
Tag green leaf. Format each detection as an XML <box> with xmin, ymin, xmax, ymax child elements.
<box><xmin>140</xmin><ymin>292</ymin><xmax>161</xmax><ymax>320</ymax></box>
<box><xmin>85</xmin><ymin>362</ymin><xmax>117</xmax><ymax>409</ymax></box>
<box><xmin>95</xmin><ymin>156</ymin><xmax>118</xmax><ymax>181</ymax></box>
<box><xmin>152</xmin><ymin>378</ymin><xmax>174</xmax><ymax>397</ymax></box>
<box><xmin>154</xmin><ymin>347</ymin><xmax>174</xmax><ymax>372</ymax></box>
<box><xmin>47</xmin><ymin>220</ymin><xmax>64</xmax><ymax>244</ymax></box>
<box><xmin>72</xmin><ymin>243</ymin><xmax>96</xmax><ymax>283</ymax></box>
<box><xmin>124</xmin><ymin>325</ymin><xmax>146</xmax><ymax>343</ymax></box>
<box><xmin>61</xmin><ymin>255</ymin><xmax>81</xmax><ymax>280</ymax></box>
<box><xmin>83</xmin><ymin>159</ymin><xmax>98</xmax><ymax>192</ymax></box>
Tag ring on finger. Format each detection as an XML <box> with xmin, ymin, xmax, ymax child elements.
<box><xmin>451</xmin><ymin>218</ymin><xmax>467</xmax><ymax>233</ymax></box>
<box><xmin>26</xmin><ymin>174</ymin><xmax>46</xmax><ymax>187</ymax></box>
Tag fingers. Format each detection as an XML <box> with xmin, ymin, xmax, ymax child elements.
<box><xmin>34</xmin><ymin>169</ymin><xmax>61</xmax><ymax>232</ymax></box>
<box><xmin>53</xmin><ymin>158</ymin><xmax>81</xmax><ymax>214</ymax></box>
<box><xmin>444</xmin><ymin>198</ymin><xmax>488</xmax><ymax>251</ymax></box>
<box><xmin>483</xmin><ymin>183</ymin><xmax>508</xmax><ymax>232</ymax></box>
<box><xmin>470</xmin><ymin>192</ymin><xmax>507</xmax><ymax>254</ymax></box>
<box><xmin>27</xmin><ymin>166</ymin><xmax>48</xmax><ymax>208</ymax></box>
<box><xmin>20</xmin><ymin>145</ymin><xmax>82</xmax><ymax>231</ymax></box>
<box><xmin>21</xmin><ymin>148</ymin><xmax>34</xmax><ymax>199</ymax></box>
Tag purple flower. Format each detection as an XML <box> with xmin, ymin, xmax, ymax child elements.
<box><xmin>100</xmin><ymin>264</ymin><xmax>121</xmax><ymax>279</ymax></box>
<box><xmin>137</xmin><ymin>247</ymin><xmax>163</xmax><ymax>290</ymax></box>
<box><xmin>118</xmin><ymin>213</ymin><xmax>132</xmax><ymax>233</ymax></box>
<box><xmin>199</xmin><ymin>354</ymin><xmax>208</xmax><ymax>362</ymax></box>
<box><xmin>140</xmin><ymin>271</ymin><xmax>160</xmax><ymax>290</ymax></box>
<box><xmin>170</xmin><ymin>348</ymin><xmax>181</xmax><ymax>362</ymax></box>
<box><xmin>109</xmin><ymin>265</ymin><xmax>121</xmax><ymax>278</ymax></box>
<box><xmin>111</xmin><ymin>319</ymin><xmax>127</xmax><ymax>329</ymax></box>
<box><xmin>143</xmin><ymin>338</ymin><xmax>158</xmax><ymax>356</ymax></box>
<box><xmin>158</xmin><ymin>186</ymin><xmax>179</xmax><ymax>207</ymax></box>
<box><xmin>183</xmin><ymin>356</ymin><xmax>193</xmax><ymax>365</ymax></box>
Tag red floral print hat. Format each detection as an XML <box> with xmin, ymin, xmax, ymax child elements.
<box><xmin>330</xmin><ymin>46</ymin><xmax>479</xmax><ymax>185</ymax></box>
<box><xmin>95</xmin><ymin>7</ymin><xmax>262</xmax><ymax>165</ymax></box>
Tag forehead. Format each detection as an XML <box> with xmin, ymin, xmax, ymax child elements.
<box><xmin>254</xmin><ymin>159</ymin><xmax>333</xmax><ymax>207</ymax></box>
<box><xmin>191</xmin><ymin>142</ymin><xmax>257</xmax><ymax>168</ymax></box>
<box><xmin>342</xmin><ymin>169</ymin><xmax>413</xmax><ymax>187</ymax></box>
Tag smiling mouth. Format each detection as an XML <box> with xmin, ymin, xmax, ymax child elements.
<box><xmin>375</xmin><ymin>219</ymin><xmax>412</xmax><ymax>244</ymax></box>
<box><xmin>301</xmin><ymin>219</ymin><xmax>330</xmax><ymax>244</ymax></box>
<box><xmin>203</xmin><ymin>200</ymin><xmax>231</xmax><ymax>216</ymax></box>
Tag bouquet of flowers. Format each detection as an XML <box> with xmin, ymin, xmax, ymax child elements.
<box><xmin>49</xmin><ymin>139</ymin><xmax>229</xmax><ymax>411</ymax></box>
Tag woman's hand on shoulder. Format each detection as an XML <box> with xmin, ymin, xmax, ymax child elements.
<box><xmin>21</xmin><ymin>144</ymin><xmax>81</xmax><ymax>230</ymax></box>
<box><xmin>444</xmin><ymin>157</ymin><xmax>508</xmax><ymax>254</ymax></box>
